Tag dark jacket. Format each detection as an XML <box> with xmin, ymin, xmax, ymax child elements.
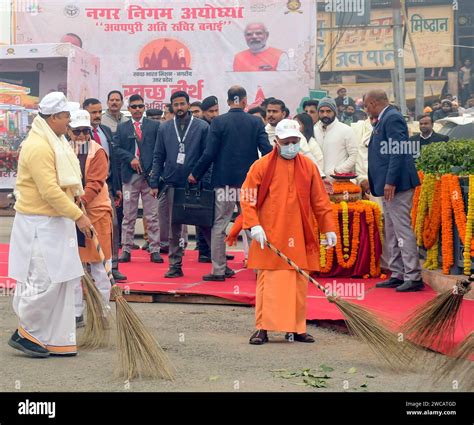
<box><xmin>368</xmin><ymin>105</ymin><xmax>420</xmax><ymax>197</ymax></box>
<box><xmin>150</xmin><ymin>114</ymin><xmax>210</xmax><ymax>189</ymax></box>
<box><xmin>191</xmin><ymin>108</ymin><xmax>272</xmax><ymax>188</ymax></box>
<box><xmin>98</xmin><ymin>124</ymin><xmax>122</xmax><ymax>195</ymax></box>
<box><xmin>408</xmin><ymin>131</ymin><xmax>449</xmax><ymax>159</ymax></box>
<box><xmin>113</xmin><ymin>118</ymin><xmax>160</xmax><ymax>185</ymax></box>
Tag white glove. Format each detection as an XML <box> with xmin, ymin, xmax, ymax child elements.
<box><xmin>250</xmin><ymin>225</ymin><xmax>267</xmax><ymax>250</ymax></box>
<box><xmin>325</xmin><ymin>232</ymin><xmax>337</xmax><ymax>248</ymax></box>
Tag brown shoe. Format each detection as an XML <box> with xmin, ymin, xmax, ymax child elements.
<box><xmin>249</xmin><ymin>329</ymin><xmax>268</xmax><ymax>345</ymax></box>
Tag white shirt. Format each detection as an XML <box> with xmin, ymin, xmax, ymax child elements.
<box><xmin>352</xmin><ymin>119</ymin><xmax>374</xmax><ymax>184</ymax></box>
<box><xmin>265</xmin><ymin>123</ymin><xmax>277</xmax><ymax>146</ymax></box>
<box><xmin>314</xmin><ymin>118</ymin><xmax>358</xmax><ymax>179</ymax></box>
<box><xmin>300</xmin><ymin>135</ymin><xmax>325</xmax><ymax>177</ymax></box>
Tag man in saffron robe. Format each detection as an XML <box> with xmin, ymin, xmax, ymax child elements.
<box><xmin>240</xmin><ymin>119</ymin><xmax>337</xmax><ymax>345</ymax></box>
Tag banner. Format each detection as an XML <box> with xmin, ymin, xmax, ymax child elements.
<box><xmin>15</xmin><ymin>1</ymin><xmax>317</xmax><ymax>113</ymax></box>
<box><xmin>318</xmin><ymin>5</ymin><xmax>454</xmax><ymax>72</ymax></box>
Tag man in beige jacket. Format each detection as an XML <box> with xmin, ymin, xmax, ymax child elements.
<box><xmin>8</xmin><ymin>92</ymin><xmax>92</xmax><ymax>358</ymax></box>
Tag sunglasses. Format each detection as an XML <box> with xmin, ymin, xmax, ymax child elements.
<box><xmin>130</xmin><ymin>104</ymin><xmax>145</xmax><ymax>109</ymax></box>
<box><xmin>71</xmin><ymin>128</ymin><xmax>90</xmax><ymax>136</ymax></box>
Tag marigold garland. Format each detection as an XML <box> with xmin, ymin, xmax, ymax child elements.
<box><xmin>422</xmin><ymin>178</ymin><xmax>442</xmax><ymax>249</ymax></box>
<box><xmin>424</xmin><ymin>239</ymin><xmax>439</xmax><ymax>270</ymax></box>
<box><xmin>364</xmin><ymin>203</ymin><xmax>380</xmax><ymax>277</ymax></box>
<box><xmin>415</xmin><ymin>174</ymin><xmax>434</xmax><ymax>246</ymax></box>
<box><xmin>316</xmin><ymin>201</ymin><xmax>381</xmax><ymax>276</ymax></box>
<box><xmin>464</xmin><ymin>175</ymin><xmax>474</xmax><ymax>275</ymax></box>
<box><xmin>411</xmin><ymin>171</ymin><xmax>424</xmax><ymax>229</ymax></box>
<box><xmin>441</xmin><ymin>174</ymin><xmax>454</xmax><ymax>274</ymax></box>
<box><xmin>332</xmin><ymin>181</ymin><xmax>362</xmax><ymax>194</ymax></box>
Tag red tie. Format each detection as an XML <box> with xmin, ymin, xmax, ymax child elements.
<box><xmin>92</xmin><ymin>128</ymin><xmax>101</xmax><ymax>145</ymax></box>
<box><xmin>134</xmin><ymin>121</ymin><xmax>142</xmax><ymax>140</ymax></box>
<box><xmin>134</xmin><ymin>122</ymin><xmax>142</xmax><ymax>157</ymax></box>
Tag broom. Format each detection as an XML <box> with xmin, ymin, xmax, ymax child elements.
<box><xmin>261</xmin><ymin>238</ymin><xmax>416</xmax><ymax>368</ymax></box>
<box><xmin>78</xmin><ymin>266</ymin><xmax>112</xmax><ymax>349</ymax></box>
<box><xmin>400</xmin><ymin>275</ymin><xmax>472</xmax><ymax>353</ymax></box>
<box><xmin>89</xmin><ymin>228</ymin><xmax>176</xmax><ymax>381</ymax></box>
<box><xmin>434</xmin><ymin>332</ymin><xmax>473</xmax><ymax>390</ymax></box>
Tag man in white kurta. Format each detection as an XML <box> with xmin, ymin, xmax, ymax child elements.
<box><xmin>313</xmin><ymin>97</ymin><xmax>358</xmax><ymax>180</ymax></box>
<box><xmin>8</xmin><ymin>92</ymin><xmax>93</xmax><ymax>357</ymax></box>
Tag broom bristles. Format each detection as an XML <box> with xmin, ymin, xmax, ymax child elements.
<box><xmin>329</xmin><ymin>296</ymin><xmax>417</xmax><ymax>369</ymax></box>
<box><xmin>401</xmin><ymin>280</ymin><xmax>470</xmax><ymax>353</ymax></box>
<box><xmin>434</xmin><ymin>332</ymin><xmax>473</xmax><ymax>390</ymax></box>
<box><xmin>78</xmin><ymin>270</ymin><xmax>112</xmax><ymax>349</ymax></box>
<box><xmin>111</xmin><ymin>285</ymin><xmax>176</xmax><ymax>381</ymax></box>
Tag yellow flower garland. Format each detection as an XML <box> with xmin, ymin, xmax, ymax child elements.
<box><xmin>340</xmin><ymin>201</ymin><xmax>350</xmax><ymax>259</ymax></box>
<box><xmin>464</xmin><ymin>175</ymin><xmax>474</xmax><ymax>275</ymax></box>
<box><xmin>415</xmin><ymin>174</ymin><xmax>434</xmax><ymax>246</ymax></box>
<box><xmin>319</xmin><ymin>233</ymin><xmax>327</xmax><ymax>268</ymax></box>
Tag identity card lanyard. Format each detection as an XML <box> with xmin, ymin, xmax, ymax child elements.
<box><xmin>173</xmin><ymin>115</ymin><xmax>194</xmax><ymax>164</ymax></box>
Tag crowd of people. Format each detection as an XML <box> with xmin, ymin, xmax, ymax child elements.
<box><xmin>7</xmin><ymin>79</ymin><xmax>465</xmax><ymax>355</ymax></box>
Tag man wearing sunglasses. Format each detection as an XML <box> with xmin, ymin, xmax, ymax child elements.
<box><xmin>68</xmin><ymin>109</ymin><xmax>113</xmax><ymax>327</ymax></box>
<box><xmin>113</xmin><ymin>94</ymin><xmax>162</xmax><ymax>263</ymax></box>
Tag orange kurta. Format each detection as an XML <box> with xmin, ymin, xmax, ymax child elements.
<box><xmin>233</xmin><ymin>47</ymin><xmax>283</xmax><ymax>72</ymax></box>
<box><xmin>241</xmin><ymin>153</ymin><xmax>335</xmax><ymax>271</ymax></box>
<box><xmin>78</xmin><ymin>143</ymin><xmax>113</xmax><ymax>263</ymax></box>
<box><xmin>241</xmin><ymin>152</ymin><xmax>336</xmax><ymax>333</ymax></box>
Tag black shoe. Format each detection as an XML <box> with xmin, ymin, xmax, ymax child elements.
<box><xmin>375</xmin><ymin>277</ymin><xmax>404</xmax><ymax>288</ymax></box>
<box><xmin>165</xmin><ymin>268</ymin><xmax>184</xmax><ymax>278</ymax></box>
<box><xmin>203</xmin><ymin>273</ymin><xmax>225</xmax><ymax>282</ymax></box>
<box><xmin>225</xmin><ymin>266</ymin><xmax>235</xmax><ymax>278</ymax></box>
<box><xmin>396</xmin><ymin>280</ymin><xmax>424</xmax><ymax>292</ymax></box>
<box><xmin>8</xmin><ymin>330</ymin><xmax>49</xmax><ymax>358</ymax></box>
<box><xmin>75</xmin><ymin>315</ymin><xmax>85</xmax><ymax>328</ymax></box>
<box><xmin>142</xmin><ymin>241</ymin><xmax>150</xmax><ymax>251</ymax></box>
<box><xmin>150</xmin><ymin>252</ymin><xmax>164</xmax><ymax>263</ymax></box>
<box><xmin>285</xmin><ymin>332</ymin><xmax>315</xmax><ymax>343</ymax></box>
<box><xmin>112</xmin><ymin>270</ymin><xmax>127</xmax><ymax>281</ymax></box>
<box><xmin>226</xmin><ymin>255</ymin><xmax>235</xmax><ymax>260</ymax></box>
<box><xmin>118</xmin><ymin>251</ymin><xmax>131</xmax><ymax>263</ymax></box>
<box><xmin>198</xmin><ymin>255</ymin><xmax>212</xmax><ymax>263</ymax></box>
<box><xmin>132</xmin><ymin>243</ymin><xmax>140</xmax><ymax>250</ymax></box>
<box><xmin>249</xmin><ymin>330</ymin><xmax>268</xmax><ymax>345</ymax></box>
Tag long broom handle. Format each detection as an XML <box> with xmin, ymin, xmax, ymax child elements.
<box><xmin>80</xmin><ymin>204</ymin><xmax>116</xmax><ymax>287</ymax></box>
<box><xmin>263</xmin><ymin>240</ymin><xmax>331</xmax><ymax>296</ymax></box>
<box><xmin>243</xmin><ymin>230</ymin><xmax>331</xmax><ymax>297</ymax></box>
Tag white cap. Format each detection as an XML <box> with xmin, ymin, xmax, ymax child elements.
<box><xmin>275</xmin><ymin>119</ymin><xmax>303</xmax><ymax>139</ymax></box>
<box><xmin>38</xmin><ymin>92</ymin><xmax>79</xmax><ymax>115</ymax></box>
<box><xmin>69</xmin><ymin>109</ymin><xmax>92</xmax><ymax>128</ymax></box>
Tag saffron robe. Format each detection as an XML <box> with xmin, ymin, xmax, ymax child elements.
<box><xmin>241</xmin><ymin>153</ymin><xmax>336</xmax><ymax>333</ymax></box>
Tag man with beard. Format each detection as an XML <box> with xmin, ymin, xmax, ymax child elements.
<box><xmin>101</xmin><ymin>90</ymin><xmax>129</xmax><ymax>134</ymax></box>
<box><xmin>233</xmin><ymin>23</ymin><xmax>290</xmax><ymax>72</ymax></box>
<box><xmin>150</xmin><ymin>91</ymin><xmax>212</xmax><ymax>278</ymax></box>
<box><xmin>340</xmin><ymin>104</ymin><xmax>358</xmax><ymax>125</ymax></box>
<box><xmin>314</xmin><ymin>98</ymin><xmax>358</xmax><ymax>180</ymax></box>
<box><xmin>265</xmin><ymin>99</ymin><xmax>286</xmax><ymax>146</ymax></box>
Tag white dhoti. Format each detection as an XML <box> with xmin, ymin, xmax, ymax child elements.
<box><xmin>13</xmin><ymin>238</ymin><xmax>79</xmax><ymax>354</ymax></box>
<box><xmin>9</xmin><ymin>213</ymin><xmax>83</xmax><ymax>355</ymax></box>
<box><xmin>74</xmin><ymin>260</ymin><xmax>112</xmax><ymax>317</ymax></box>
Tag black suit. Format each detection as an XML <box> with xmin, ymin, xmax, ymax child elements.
<box><xmin>97</xmin><ymin>124</ymin><xmax>122</xmax><ymax>194</ymax></box>
<box><xmin>96</xmin><ymin>124</ymin><xmax>123</xmax><ymax>272</ymax></box>
<box><xmin>113</xmin><ymin>118</ymin><xmax>160</xmax><ymax>184</ymax></box>
<box><xmin>408</xmin><ymin>131</ymin><xmax>449</xmax><ymax>159</ymax></box>
<box><xmin>112</xmin><ymin>117</ymin><xmax>161</xmax><ymax>254</ymax></box>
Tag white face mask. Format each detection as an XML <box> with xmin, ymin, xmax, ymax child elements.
<box><xmin>278</xmin><ymin>142</ymin><xmax>300</xmax><ymax>159</ymax></box>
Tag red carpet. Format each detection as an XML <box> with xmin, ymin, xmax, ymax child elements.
<box><xmin>1</xmin><ymin>244</ymin><xmax>472</xmax><ymax>356</ymax></box>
